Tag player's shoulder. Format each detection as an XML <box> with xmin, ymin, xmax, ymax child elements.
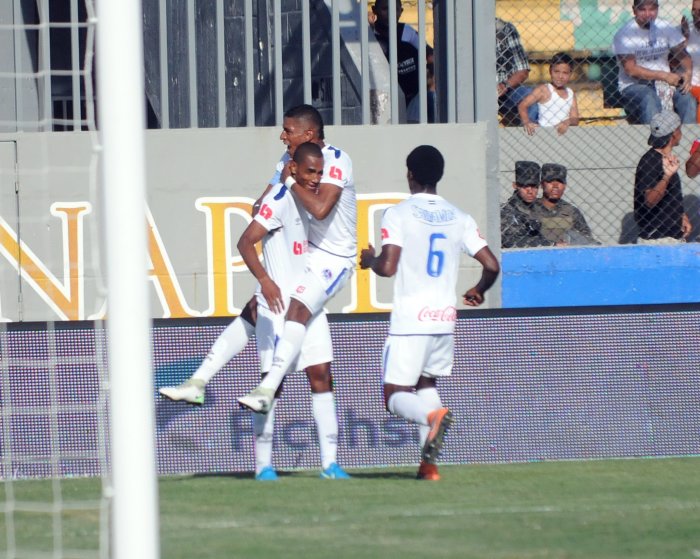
<box><xmin>322</xmin><ymin>143</ymin><xmax>352</xmax><ymax>163</ymax></box>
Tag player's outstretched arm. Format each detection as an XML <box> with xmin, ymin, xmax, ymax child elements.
<box><xmin>360</xmin><ymin>243</ymin><xmax>401</xmax><ymax>278</ymax></box>
<box><xmin>463</xmin><ymin>246</ymin><xmax>500</xmax><ymax>306</ymax></box>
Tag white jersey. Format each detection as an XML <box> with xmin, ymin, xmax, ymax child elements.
<box><xmin>270</xmin><ymin>143</ymin><xmax>357</xmax><ymax>258</ymax></box>
<box><xmin>685</xmin><ymin>23</ymin><xmax>700</xmax><ymax>86</ymax></box>
<box><xmin>381</xmin><ymin>193</ymin><xmax>487</xmax><ymax>335</ymax></box>
<box><xmin>538</xmin><ymin>84</ymin><xmax>574</xmax><ymax>127</ymax></box>
<box><xmin>253</xmin><ymin>182</ymin><xmax>309</xmax><ymax>308</ymax></box>
<box><xmin>613</xmin><ymin>17</ymin><xmax>684</xmax><ymax>91</ymax></box>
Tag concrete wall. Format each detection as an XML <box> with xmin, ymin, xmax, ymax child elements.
<box><xmin>0</xmin><ymin>123</ymin><xmax>497</xmax><ymax>322</ymax></box>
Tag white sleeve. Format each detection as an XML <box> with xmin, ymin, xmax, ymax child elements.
<box><xmin>461</xmin><ymin>214</ymin><xmax>488</xmax><ymax>257</ymax></box>
<box><xmin>380</xmin><ymin>206</ymin><xmax>404</xmax><ymax>248</ymax></box>
<box><xmin>253</xmin><ymin>185</ymin><xmax>287</xmax><ymax>232</ymax></box>
<box><xmin>322</xmin><ymin>148</ymin><xmax>352</xmax><ymax>189</ymax></box>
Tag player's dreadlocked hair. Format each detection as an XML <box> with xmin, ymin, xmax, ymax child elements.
<box><xmin>284</xmin><ymin>104</ymin><xmax>325</xmax><ymax>141</ymax></box>
<box><xmin>406</xmin><ymin>145</ymin><xmax>444</xmax><ymax>188</ymax></box>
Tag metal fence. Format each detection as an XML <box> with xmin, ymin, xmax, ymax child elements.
<box><xmin>3</xmin><ymin>0</ymin><xmax>699</xmax><ymax>247</ymax></box>
<box><xmin>1</xmin><ymin>0</ymin><xmax>495</xmax><ymax>131</ymax></box>
<box><xmin>497</xmin><ymin>0</ymin><xmax>700</xmax><ymax>248</ymax></box>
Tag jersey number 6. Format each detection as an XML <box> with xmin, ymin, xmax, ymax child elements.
<box><xmin>426</xmin><ymin>233</ymin><xmax>446</xmax><ymax>277</ymax></box>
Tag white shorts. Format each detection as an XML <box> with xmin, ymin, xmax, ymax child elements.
<box><xmin>382</xmin><ymin>334</ymin><xmax>454</xmax><ymax>387</ymax></box>
<box><xmin>290</xmin><ymin>249</ymin><xmax>355</xmax><ymax>315</ymax></box>
<box><xmin>256</xmin><ymin>304</ymin><xmax>333</xmax><ymax>373</ymax></box>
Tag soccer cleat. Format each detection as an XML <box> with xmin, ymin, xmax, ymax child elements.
<box><xmin>416</xmin><ymin>461</ymin><xmax>440</xmax><ymax>481</ymax></box>
<box><xmin>255</xmin><ymin>466</ymin><xmax>278</xmax><ymax>481</ymax></box>
<box><xmin>237</xmin><ymin>387</ymin><xmax>275</xmax><ymax>413</ymax></box>
<box><xmin>320</xmin><ymin>462</ymin><xmax>351</xmax><ymax>479</ymax></box>
<box><xmin>422</xmin><ymin>407</ymin><xmax>454</xmax><ymax>465</ymax></box>
<box><xmin>158</xmin><ymin>379</ymin><xmax>205</xmax><ymax>405</ymax></box>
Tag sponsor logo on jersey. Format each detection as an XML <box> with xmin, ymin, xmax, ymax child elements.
<box><xmin>259</xmin><ymin>203</ymin><xmax>273</xmax><ymax>219</ymax></box>
<box><xmin>296</xmin><ymin>285</ymin><xmax>306</xmax><ymax>294</ymax></box>
<box><xmin>417</xmin><ymin>306</ymin><xmax>457</xmax><ymax>322</ymax></box>
<box><xmin>292</xmin><ymin>240</ymin><xmax>308</xmax><ymax>255</ymax></box>
<box><xmin>329</xmin><ymin>166</ymin><xmax>343</xmax><ymax>180</ymax></box>
<box><xmin>322</xmin><ymin>268</ymin><xmax>333</xmax><ymax>281</ymax></box>
<box><xmin>381</xmin><ymin>227</ymin><xmax>389</xmax><ymax>239</ymax></box>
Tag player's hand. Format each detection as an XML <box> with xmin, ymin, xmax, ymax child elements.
<box><xmin>260</xmin><ymin>277</ymin><xmax>285</xmax><ymax>314</ymax></box>
<box><xmin>280</xmin><ymin>161</ymin><xmax>294</xmax><ymax>185</ymax></box>
<box><xmin>359</xmin><ymin>244</ymin><xmax>376</xmax><ymax>269</ymax></box>
<box><xmin>556</xmin><ymin>120</ymin><xmax>570</xmax><ymax>135</ymax></box>
<box><xmin>462</xmin><ymin>288</ymin><xmax>483</xmax><ymax>307</ymax></box>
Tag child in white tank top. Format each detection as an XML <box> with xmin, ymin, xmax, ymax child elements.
<box><xmin>518</xmin><ymin>52</ymin><xmax>579</xmax><ymax>135</ymax></box>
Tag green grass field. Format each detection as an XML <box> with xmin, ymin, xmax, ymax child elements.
<box><xmin>2</xmin><ymin>457</ymin><xmax>699</xmax><ymax>558</ymax></box>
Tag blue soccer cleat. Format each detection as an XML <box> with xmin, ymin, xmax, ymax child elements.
<box><xmin>255</xmin><ymin>465</ymin><xmax>278</xmax><ymax>481</ymax></box>
<box><xmin>320</xmin><ymin>463</ymin><xmax>351</xmax><ymax>479</ymax></box>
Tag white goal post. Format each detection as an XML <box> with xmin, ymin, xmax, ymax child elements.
<box><xmin>95</xmin><ymin>1</ymin><xmax>159</xmax><ymax>558</ymax></box>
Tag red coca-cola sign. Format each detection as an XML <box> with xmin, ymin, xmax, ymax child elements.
<box><xmin>417</xmin><ymin>306</ymin><xmax>457</xmax><ymax>322</ymax></box>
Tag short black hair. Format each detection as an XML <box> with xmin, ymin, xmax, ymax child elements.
<box><xmin>284</xmin><ymin>104</ymin><xmax>325</xmax><ymax>140</ymax></box>
<box><xmin>406</xmin><ymin>145</ymin><xmax>444</xmax><ymax>187</ymax></box>
<box><xmin>293</xmin><ymin>141</ymin><xmax>323</xmax><ymax>163</ymax></box>
<box><xmin>550</xmin><ymin>52</ymin><xmax>574</xmax><ymax>69</ymax></box>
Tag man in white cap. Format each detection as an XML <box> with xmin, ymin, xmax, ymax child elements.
<box><xmin>634</xmin><ymin>110</ymin><xmax>693</xmax><ymax>243</ymax></box>
<box><xmin>613</xmin><ymin>0</ymin><xmax>695</xmax><ymax>124</ymax></box>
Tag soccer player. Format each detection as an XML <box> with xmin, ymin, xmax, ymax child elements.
<box><xmin>238</xmin><ymin>106</ymin><xmax>357</xmax><ymax>413</ymax></box>
<box><xmin>236</xmin><ymin>142</ymin><xmax>349</xmax><ymax>480</ymax></box>
<box><xmin>158</xmin><ymin>104</ymin><xmax>351</xmax><ymax>406</ymax></box>
<box><xmin>359</xmin><ymin>145</ymin><xmax>499</xmax><ymax>481</ymax></box>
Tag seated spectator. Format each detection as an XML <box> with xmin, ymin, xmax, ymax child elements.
<box><xmin>680</xmin><ymin>1</ymin><xmax>700</xmax><ymax>122</ymax></box>
<box><xmin>635</xmin><ymin>110</ymin><xmax>692</xmax><ymax>243</ymax></box>
<box><xmin>501</xmin><ymin>161</ymin><xmax>551</xmax><ymax>248</ymax></box>
<box><xmin>533</xmin><ymin>164</ymin><xmax>599</xmax><ymax>246</ymax></box>
<box><xmin>496</xmin><ymin>17</ymin><xmax>537</xmax><ymax>126</ymax></box>
<box><xmin>612</xmin><ymin>0</ymin><xmax>695</xmax><ymax>124</ymax></box>
<box><xmin>371</xmin><ymin>0</ymin><xmax>434</xmax><ymax>123</ymax></box>
<box><xmin>518</xmin><ymin>52</ymin><xmax>580</xmax><ymax>136</ymax></box>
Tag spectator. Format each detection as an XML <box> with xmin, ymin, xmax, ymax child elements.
<box><xmin>635</xmin><ymin>110</ymin><xmax>692</xmax><ymax>243</ymax></box>
<box><xmin>533</xmin><ymin>163</ymin><xmax>599</xmax><ymax>246</ymax></box>
<box><xmin>613</xmin><ymin>0</ymin><xmax>695</xmax><ymax>124</ymax></box>
<box><xmin>371</xmin><ymin>0</ymin><xmax>434</xmax><ymax>123</ymax></box>
<box><xmin>680</xmin><ymin>0</ymin><xmax>700</xmax><ymax>122</ymax></box>
<box><xmin>496</xmin><ymin>17</ymin><xmax>537</xmax><ymax>126</ymax></box>
<box><xmin>518</xmin><ymin>52</ymin><xmax>580</xmax><ymax>136</ymax></box>
<box><xmin>501</xmin><ymin>161</ymin><xmax>552</xmax><ymax>248</ymax></box>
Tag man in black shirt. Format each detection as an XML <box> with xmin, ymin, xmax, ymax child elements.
<box><xmin>371</xmin><ymin>0</ymin><xmax>434</xmax><ymax>123</ymax></box>
<box><xmin>634</xmin><ymin>110</ymin><xmax>692</xmax><ymax>243</ymax></box>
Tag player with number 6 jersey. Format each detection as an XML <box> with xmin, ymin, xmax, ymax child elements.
<box><xmin>381</xmin><ymin>199</ymin><xmax>487</xmax><ymax>336</ymax></box>
<box><xmin>360</xmin><ymin>145</ymin><xmax>500</xmax><ymax>481</ymax></box>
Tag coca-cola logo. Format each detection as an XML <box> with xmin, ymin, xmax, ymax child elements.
<box><xmin>417</xmin><ymin>306</ymin><xmax>457</xmax><ymax>322</ymax></box>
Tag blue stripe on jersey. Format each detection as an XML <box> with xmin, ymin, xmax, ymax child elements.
<box><xmin>325</xmin><ymin>267</ymin><xmax>348</xmax><ymax>295</ymax></box>
<box><xmin>273</xmin><ymin>185</ymin><xmax>288</xmax><ymax>200</ymax></box>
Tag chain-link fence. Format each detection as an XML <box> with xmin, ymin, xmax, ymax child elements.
<box><xmin>497</xmin><ymin>0</ymin><xmax>700</xmax><ymax>248</ymax></box>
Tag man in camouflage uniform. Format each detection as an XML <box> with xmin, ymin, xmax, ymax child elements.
<box><xmin>533</xmin><ymin>163</ymin><xmax>599</xmax><ymax>246</ymax></box>
<box><xmin>500</xmin><ymin>160</ymin><xmax>551</xmax><ymax>248</ymax></box>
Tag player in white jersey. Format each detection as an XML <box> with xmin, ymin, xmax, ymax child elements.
<box><xmin>239</xmin><ymin>105</ymin><xmax>357</xmax><ymax>414</ymax></box>
<box><xmin>235</xmin><ymin>142</ymin><xmax>349</xmax><ymax>480</ymax></box>
<box><xmin>360</xmin><ymin>145</ymin><xmax>500</xmax><ymax>481</ymax></box>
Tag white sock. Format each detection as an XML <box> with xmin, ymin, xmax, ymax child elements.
<box><xmin>416</xmin><ymin>387</ymin><xmax>442</xmax><ymax>447</ymax></box>
<box><xmin>386</xmin><ymin>391</ymin><xmax>430</xmax><ymax>425</ymax></box>
<box><xmin>253</xmin><ymin>399</ymin><xmax>277</xmax><ymax>474</ymax></box>
<box><xmin>259</xmin><ymin>321</ymin><xmax>306</xmax><ymax>391</ymax></box>
<box><xmin>312</xmin><ymin>391</ymin><xmax>339</xmax><ymax>470</ymax></box>
<box><xmin>192</xmin><ymin>317</ymin><xmax>254</xmax><ymax>384</ymax></box>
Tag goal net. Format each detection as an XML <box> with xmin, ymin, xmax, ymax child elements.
<box><xmin>0</xmin><ymin>1</ymin><xmax>157</xmax><ymax>557</ymax></box>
